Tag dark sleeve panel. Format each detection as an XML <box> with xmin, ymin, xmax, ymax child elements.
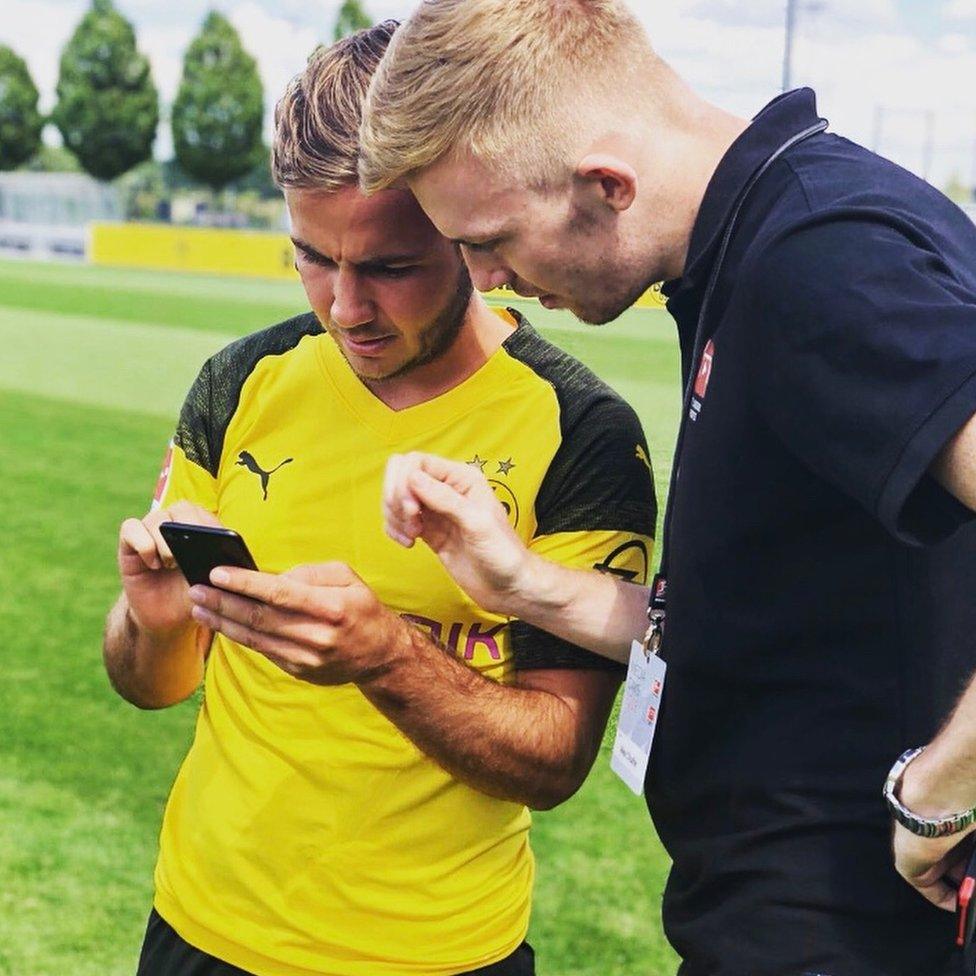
<box><xmin>503</xmin><ymin>313</ymin><xmax>656</xmax><ymax>673</ymax></box>
<box><xmin>509</xmin><ymin>620</ymin><xmax>627</xmax><ymax>673</ymax></box>
<box><xmin>746</xmin><ymin>213</ymin><xmax>976</xmax><ymax>545</ymax></box>
<box><xmin>502</xmin><ymin>315</ymin><xmax>657</xmax><ymax>537</ymax></box>
<box><xmin>175</xmin><ymin>312</ymin><xmax>320</xmax><ymax>477</ymax></box>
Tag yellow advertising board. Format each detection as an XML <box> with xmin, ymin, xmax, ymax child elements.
<box><xmin>89</xmin><ymin>222</ymin><xmax>668</xmax><ymax>308</ymax></box>
<box><xmin>90</xmin><ymin>222</ymin><xmax>299</xmax><ymax>280</ymax></box>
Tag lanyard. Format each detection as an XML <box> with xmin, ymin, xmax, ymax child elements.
<box><xmin>644</xmin><ymin>117</ymin><xmax>829</xmax><ymax>655</ymax></box>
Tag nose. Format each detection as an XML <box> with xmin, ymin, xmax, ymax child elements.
<box><xmin>330</xmin><ymin>266</ymin><xmax>373</xmax><ymax>330</ymax></box>
<box><xmin>461</xmin><ymin>247</ymin><xmax>515</xmax><ymax>293</ymax></box>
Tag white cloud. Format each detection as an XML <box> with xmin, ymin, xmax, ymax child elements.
<box><xmin>228</xmin><ymin>1</ymin><xmax>321</xmax><ymax>129</ymax></box>
<box><xmin>2</xmin><ymin>0</ymin><xmax>973</xmax><ymax>188</ymax></box>
<box><xmin>1</xmin><ymin>0</ymin><xmax>86</xmax><ymax>113</ymax></box>
<box><xmin>945</xmin><ymin>0</ymin><xmax>976</xmax><ymax>20</ymax></box>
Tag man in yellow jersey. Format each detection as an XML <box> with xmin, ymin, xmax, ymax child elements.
<box><xmin>103</xmin><ymin>21</ymin><xmax>655</xmax><ymax>976</ymax></box>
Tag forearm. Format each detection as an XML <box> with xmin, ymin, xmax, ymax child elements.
<box><xmin>501</xmin><ymin>553</ymin><xmax>648</xmax><ymax>663</ymax></box>
<box><xmin>933</xmin><ymin>411</ymin><xmax>976</xmax><ymax>511</ymax></box>
<box><xmin>900</xmin><ymin>677</ymin><xmax>976</xmax><ymax>817</ymax></box>
<box><xmin>102</xmin><ymin>594</ymin><xmax>206</xmax><ymax>709</ymax></box>
<box><xmin>362</xmin><ymin>626</ymin><xmax>599</xmax><ymax>809</ymax></box>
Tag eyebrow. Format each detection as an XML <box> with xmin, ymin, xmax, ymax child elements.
<box><xmin>290</xmin><ymin>238</ymin><xmax>424</xmax><ymax>268</ymax></box>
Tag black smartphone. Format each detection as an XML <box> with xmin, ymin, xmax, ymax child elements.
<box><xmin>159</xmin><ymin>522</ymin><xmax>259</xmax><ymax>587</ymax></box>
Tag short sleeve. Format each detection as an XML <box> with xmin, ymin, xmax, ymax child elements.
<box><xmin>511</xmin><ymin>395</ymin><xmax>657</xmax><ymax>671</ymax></box>
<box><xmin>151</xmin><ymin>362</ymin><xmax>219</xmax><ymax>512</ymax></box>
<box><xmin>747</xmin><ymin>215</ymin><xmax>976</xmax><ymax>545</ymax></box>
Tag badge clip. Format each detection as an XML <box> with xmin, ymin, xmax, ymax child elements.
<box><xmin>643</xmin><ymin>574</ymin><xmax>668</xmax><ymax>658</ymax></box>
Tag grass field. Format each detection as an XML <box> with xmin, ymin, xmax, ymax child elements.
<box><xmin>0</xmin><ymin>257</ymin><xmax>682</xmax><ymax>976</ymax></box>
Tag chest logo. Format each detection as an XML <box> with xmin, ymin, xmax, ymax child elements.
<box><xmin>236</xmin><ymin>450</ymin><xmax>293</xmax><ymax>501</ymax></box>
<box><xmin>467</xmin><ymin>454</ymin><xmax>520</xmax><ymax>528</ymax></box>
<box><xmin>690</xmin><ymin>338</ymin><xmax>715</xmax><ymax>422</ymax></box>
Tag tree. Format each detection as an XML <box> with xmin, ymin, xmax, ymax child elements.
<box><xmin>171</xmin><ymin>12</ymin><xmax>264</xmax><ymax>193</ymax></box>
<box><xmin>0</xmin><ymin>46</ymin><xmax>44</xmax><ymax>170</ymax></box>
<box><xmin>51</xmin><ymin>0</ymin><xmax>158</xmax><ymax>181</ymax></box>
<box><xmin>333</xmin><ymin>0</ymin><xmax>372</xmax><ymax>41</ymax></box>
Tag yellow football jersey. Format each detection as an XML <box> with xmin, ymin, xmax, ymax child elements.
<box><xmin>151</xmin><ymin>308</ymin><xmax>655</xmax><ymax>976</ymax></box>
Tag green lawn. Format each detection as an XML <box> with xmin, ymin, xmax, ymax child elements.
<box><xmin>0</xmin><ymin>258</ymin><xmax>682</xmax><ymax>976</ymax></box>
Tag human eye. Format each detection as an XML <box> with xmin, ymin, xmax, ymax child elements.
<box><xmin>297</xmin><ymin>247</ymin><xmax>335</xmax><ymax>269</ymax></box>
<box><xmin>373</xmin><ymin>265</ymin><xmax>417</xmax><ymax>279</ymax></box>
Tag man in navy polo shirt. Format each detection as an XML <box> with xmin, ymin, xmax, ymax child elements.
<box><xmin>364</xmin><ymin>2</ymin><xmax>976</xmax><ymax>974</ymax></box>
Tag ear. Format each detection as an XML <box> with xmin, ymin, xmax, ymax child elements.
<box><xmin>575</xmin><ymin>153</ymin><xmax>637</xmax><ymax>213</ymax></box>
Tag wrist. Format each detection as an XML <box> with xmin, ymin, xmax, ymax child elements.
<box><xmin>356</xmin><ymin>614</ymin><xmax>422</xmax><ymax>690</ymax></box>
<box><xmin>899</xmin><ymin>744</ymin><xmax>976</xmax><ymax>820</ymax></box>
<box><xmin>499</xmin><ymin>551</ymin><xmax>566</xmax><ymax>620</ymax></box>
<box><xmin>126</xmin><ymin>603</ymin><xmax>196</xmax><ymax>647</ymax></box>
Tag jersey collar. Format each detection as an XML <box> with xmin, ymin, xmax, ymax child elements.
<box><xmin>663</xmin><ymin>87</ymin><xmax>825</xmax><ymax>305</ymax></box>
<box><xmin>317</xmin><ymin>306</ymin><xmax>521</xmax><ymax>442</ymax></box>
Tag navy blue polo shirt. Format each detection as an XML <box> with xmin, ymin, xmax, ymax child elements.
<box><xmin>647</xmin><ymin>89</ymin><xmax>976</xmax><ymax>976</ymax></box>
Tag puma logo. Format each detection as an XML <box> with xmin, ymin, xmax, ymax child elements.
<box><xmin>236</xmin><ymin>450</ymin><xmax>293</xmax><ymax>501</ymax></box>
<box><xmin>635</xmin><ymin>444</ymin><xmax>652</xmax><ymax>475</ymax></box>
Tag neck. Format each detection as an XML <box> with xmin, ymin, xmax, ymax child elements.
<box><xmin>364</xmin><ymin>297</ymin><xmax>514</xmax><ymax>411</ymax></box>
<box><xmin>643</xmin><ymin>92</ymin><xmax>750</xmax><ymax>282</ymax></box>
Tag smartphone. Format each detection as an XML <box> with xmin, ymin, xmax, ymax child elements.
<box><xmin>159</xmin><ymin>522</ymin><xmax>259</xmax><ymax>587</ymax></box>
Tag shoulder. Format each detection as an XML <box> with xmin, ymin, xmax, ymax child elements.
<box><xmin>501</xmin><ymin>310</ymin><xmax>641</xmax><ymax>435</ymax></box>
<box><xmin>205</xmin><ymin>310</ymin><xmax>321</xmax><ymax>385</ymax></box>
<box><xmin>176</xmin><ymin>311</ymin><xmax>320</xmax><ymax>476</ymax></box>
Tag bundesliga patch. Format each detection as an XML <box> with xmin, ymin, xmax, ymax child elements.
<box><xmin>151</xmin><ymin>441</ymin><xmax>174</xmax><ymax>510</ymax></box>
<box><xmin>689</xmin><ymin>339</ymin><xmax>715</xmax><ymax>422</ymax></box>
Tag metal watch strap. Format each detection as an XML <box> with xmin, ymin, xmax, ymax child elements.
<box><xmin>884</xmin><ymin>747</ymin><xmax>976</xmax><ymax>838</ymax></box>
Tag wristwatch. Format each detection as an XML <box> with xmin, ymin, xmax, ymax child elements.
<box><xmin>884</xmin><ymin>747</ymin><xmax>976</xmax><ymax>838</ymax></box>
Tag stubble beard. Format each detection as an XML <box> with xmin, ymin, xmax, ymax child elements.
<box><xmin>333</xmin><ymin>264</ymin><xmax>475</xmax><ymax>383</ymax></box>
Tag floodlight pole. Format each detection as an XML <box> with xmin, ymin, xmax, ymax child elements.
<box><xmin>782</xmin><ymin>0</ymin><xmax>797</xmax><ymax>92</ymax></box>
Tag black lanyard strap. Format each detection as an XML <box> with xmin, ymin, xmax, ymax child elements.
<box><xmin>645</xmin><ymin>117</ymin><xmax>828</xmax><ymax>653</ymax></box>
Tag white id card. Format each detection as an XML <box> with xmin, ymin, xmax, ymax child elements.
<box><xmin>611</xmin><ymin>640</ymin><xmax>666</xmax><ymax>796</ymax></box>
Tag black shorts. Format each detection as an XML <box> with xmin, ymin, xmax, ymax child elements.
<box><xmin>136</xmin><ymin>909</ymin><xmax>536</xmax><ymax>976</ymax></box>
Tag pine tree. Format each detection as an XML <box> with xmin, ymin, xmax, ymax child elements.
<box><xmin>333</xmin><ymin>0</ymin><xmax>372</xmax><ymax>42</ymax></box>
<box><xmin>52</xmin><ymin>0</ymin><xmax>158</xmax><ymax>181</ymax></box>
<box><xmin>171</xmin><ymin>11</ymin><xmax>264</xmax><ymax>192</ymax></box>
<box><xmin>0</xmin><ymin>45</ymin><xmax>44</xmax><ymax>170</ymax></box>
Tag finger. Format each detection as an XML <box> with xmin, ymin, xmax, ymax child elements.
<box><xmin>384</xmin><ymin>522</ymin><xmax>416</xmax><ymax>549</ymax></box>
<box><xmin>206</xmin><ymin>567</ymin><xmax>316</xmax><ymax>612</ymax></box>
<box><xmin>188</xmin><ymin>586</ymin><xmax>344</xmax><ymax>647</ymax></box>
<box><xmin>119</xmin><ymin>517</ymin><xmax>163</xmax><ymax>570</ymax></box>
<box><xmin>284</xmin><ymin>562</ymin><xmax>358</xmax><ymax>588</ymax></box>
<box><xmin>911</xmin><ymin>876</ymin><xmax>958</xmax><ymax>912</ymax></box>
<box><xmin>143</xmin><ymin>509</ymin><xmax>177</xmax><ymax>568</ymax></box>
<box><xmin>417</xmin><ymin>453</ymin><xmax>482</xmax><ymax>491</ymax></box>
<box><xmin>406</xmin><ymin>468</ymin><xmax>472</xmax><ymax>521</ymax></box>
<box><xmin>382</xmin><ymin>454</ymin><xmax>423</xmax><ymax>537</ymax></box>
<box><xmin>382</xmin><ymin>454</ymin><xmax>408</xmax><ymax>515</ymax></box>
<box><xmin>167</xmin><ymin>500</ymin><xmax>224</xmax><ymax>528</ymax></box>
<box><xmin>190</xmin><ymin>604</ymin><xmax>321</xmax><ymax>673</ymax></box>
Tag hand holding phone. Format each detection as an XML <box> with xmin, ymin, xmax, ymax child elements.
<box><xmin>118</xmin><ymin>502</ymin><xmax>226</xmax><ymax>635</ymax></box>
<box><xmin>159</xmin><ymin>522</ymin><xmax>259</xmax><ymax>587</ymax></box>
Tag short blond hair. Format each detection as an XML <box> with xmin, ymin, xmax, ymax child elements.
<box><xmin>359</xmin><ymin>0</ymin><xmax>655</xmax><ymax>193</ymax></box>
<box><xmin>272</xmin><ymin>20</ymin><xmax>398</xmax><ymax>191</ymax></box>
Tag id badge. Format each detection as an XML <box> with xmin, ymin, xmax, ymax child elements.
<box><xmin>611</xmin><ymin>640</ymin><xmax>666</xmax><ymax>796</ymax></box>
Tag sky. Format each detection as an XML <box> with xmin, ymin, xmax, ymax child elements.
<box><xmin>3</xmin><ymin>0</ymin><xmax>976</xmax><ymax>189</ymax></box>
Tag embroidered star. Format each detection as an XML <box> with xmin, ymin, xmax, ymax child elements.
<box><xmin>496</xmin><ymin>457</ymin><xmax>516</xmax><ymax>476</ymax></box>
<box><xmin>466</xmin><ymin>454</ymin><xmax>487</xmax><ymax>471</ymax></box>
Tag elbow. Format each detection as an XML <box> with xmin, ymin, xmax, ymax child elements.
<box><xmin>524</xmin><ymin>767</ymin><xmax>588</xmax><ymax>811</ymax></box>
<box><xmin>103</xmin><ymin>666</ymin><xmax>195</xmax><ymax>711</ymax></box>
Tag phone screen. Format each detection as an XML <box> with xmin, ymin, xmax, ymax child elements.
<box><xmin>159</xmin><ymin>522</ymin><xmax>259</xmax><ymax>587</ymax></box>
